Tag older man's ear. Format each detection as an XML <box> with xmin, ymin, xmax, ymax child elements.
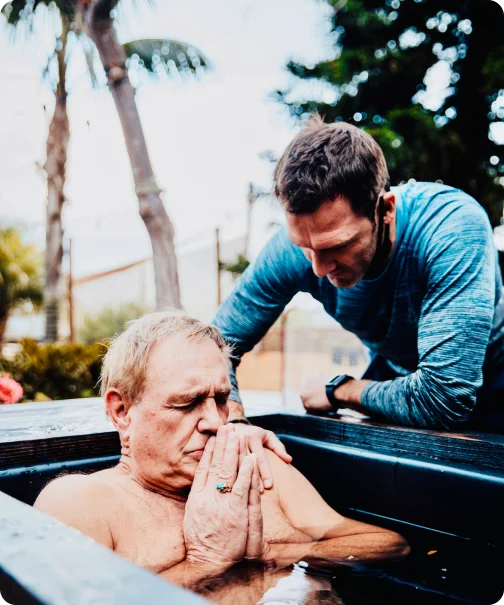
<box><xmin>105</xmin><ymin>389</ymin><xmax>133</xmax><ymax>434</ymax></box>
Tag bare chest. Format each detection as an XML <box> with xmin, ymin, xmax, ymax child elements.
<box><xmin>109</xmin><ymin>490</ymin><xmax>310</xmax><ymax>573</ymax></box>
<box><xmin>110</xmin><ymin>493</ymin><xmax>187</xmax><ymax>573</ymax></box>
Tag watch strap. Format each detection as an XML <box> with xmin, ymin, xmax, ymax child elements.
<box><xmin>325</xmin><ymin>374</ymin><xmax>353</xmax><ymax>408</ymax></box>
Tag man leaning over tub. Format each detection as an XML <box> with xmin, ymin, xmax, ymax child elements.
<box><xmin>34</xmin><ymin>312</ymin><xmax>408</xmax><ymax>602</ymax></box>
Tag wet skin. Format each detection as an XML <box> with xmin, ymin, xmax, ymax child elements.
<box><xmin>34</xmin><ymin>336</ymin><xmax>408</xmax><ymax>601</ymax></box>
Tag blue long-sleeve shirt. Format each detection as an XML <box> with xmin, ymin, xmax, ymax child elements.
<box><xmin>212</xmin><ymin>182</ymin><xmax>504</xmax><ymax>429</ymax></box>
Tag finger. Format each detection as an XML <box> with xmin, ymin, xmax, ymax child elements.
<box><xmin>258</xmin><ymin>476</ymin><xmax>264</xmax><ymax>495</ymax></box>
<box><xmin>246</xmin><ymin>460</ymin><xmax>263</xmax><ymax>559</ymax></box>
<box><xmin>249</xmin><ymin>458</ymin><xmax>261</xmax><ymax>506</ymax></box>
<box><xmin>217</xmin><ymin>431</ymin><xmax>240</xmax><ymax>486</ymax></box>
<box><xmin>208</xmin><ymin>424</ymin><xmax>228</xmax><ymax>476</ymax></box>
<box><xmin>264</xmin><ymin>430</ymin><xmax>292</xmax><ymax>464</ymax></box>
<box><xmin>238</xmin><ymin>434</ymin><xmax>247</xmax><ymax>469</ymax></box>
<box><xmin>192</xmin><ymin>436</ymin><xmax>215</xmax><ymax>492</ymax></box>
<box><xmin>248</xmin><ymin>435</ymin><xmax>274</xmax><ymax>490</ymax></box>
<box><xmin>240</xmin><ymin>435</ymin><xmax>263</xmax><ymax>493</ymax></box>
<box><xmin>230</xmin><ymin>454</ymin><xmax>254</xmax><ymax>505</ymax></box>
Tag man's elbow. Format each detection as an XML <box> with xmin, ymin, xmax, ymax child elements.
<box><xmin>381</xmin><ymin>530</ymin><xmax>410</xmax><ymax>560</ymax></box>
<box><xmin>409</xmin><ymin>376</ymin><xmax>477</xmax><ymax>430</ymax></box>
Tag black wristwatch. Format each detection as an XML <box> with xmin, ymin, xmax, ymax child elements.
<box><xmin>325</xmin><ymin>374</ymin><xmax>353</xmax><ymax>409</ymax></box>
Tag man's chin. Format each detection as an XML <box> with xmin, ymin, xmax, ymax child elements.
<box><xmin>328</xmin><ymin>274</ymin><xmax>358</xmax><ymax>289</ymax></box>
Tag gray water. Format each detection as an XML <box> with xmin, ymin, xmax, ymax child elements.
<box><xmin>195</xmin><ymin>539</ymin><xmax>503</xmax><ymax>605</ymax></box>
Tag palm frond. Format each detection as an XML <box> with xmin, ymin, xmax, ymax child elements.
<box><xmin>123</xmin><ymin>38</ymin><xmax>211</xmax><ymax>81</ymax></box>
<box><xmin>12</xmin><ymin>285</ymin><xmax>43</xmax><ymax>308</ymax></box>
<box><xmin>81</xmin><ymin>34</ymin><xmax>101</xmax><ymax>89</ymax></box>
<box><xmin>2</xmin><ymin>0</ymin><xmax>74</xmax><ymax>26</ymax></box>
<box><xmin>92</xmin><ymin>0</ymin><xmax>122</xmax><ymax>21</ymax></box>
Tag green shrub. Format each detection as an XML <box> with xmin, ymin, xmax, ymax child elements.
<box><xmin>0</xmin><ymin>338</ymin><xmax>107</xmax><ymax>401</ymax></box>
<box><xmin>78</xmin><ymin>302</ymin><xmax>148</xmax><ymax>345</ymax></box>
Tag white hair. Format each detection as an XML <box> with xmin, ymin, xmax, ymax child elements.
<box><xmin>100</xmin><ymin>310</ymin><xmax>231</xmax><ymax>402</ymax></box>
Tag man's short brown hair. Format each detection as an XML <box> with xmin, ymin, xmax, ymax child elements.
<box><xmin>274</xmin><ymin>116</ymin><xmax>390</xmax><ymax>220</ymax></box>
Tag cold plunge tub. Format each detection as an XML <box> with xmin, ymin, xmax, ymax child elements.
<box><xmin>0</xmin><ymin>398</ymin><xmax>503</xmax><ymax>605</ymax></box>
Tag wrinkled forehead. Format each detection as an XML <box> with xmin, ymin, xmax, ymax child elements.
<box><xmin>286</xmin><ymin>197</ymin><xmax>371</xmax><ymax>250</ymax></box>
<box><xmin>144</xmin><ymin>335</ymin><xmax>230</xmax><ymax>392</ymax></box>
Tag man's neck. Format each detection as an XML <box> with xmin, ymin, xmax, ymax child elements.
<box><xmin>363</xmin><ymin>205</ymin><xmax>397</xmax><ymax>280</ymax></box>
<box><xmin>116</xmin><ymin>457</ymin><xmax>189</xmax><ymax>503</ymax></box>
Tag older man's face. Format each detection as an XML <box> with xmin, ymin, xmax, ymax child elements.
<box><xmin>126</xmin><ymin>336</ymin><xmax>231</xmax><ymax>493</ymax></box>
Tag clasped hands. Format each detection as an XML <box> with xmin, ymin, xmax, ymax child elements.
<box><xmin>183</xmin><ymin>425</ymin><xmax>267</xmax><ymax>570</ymax></box>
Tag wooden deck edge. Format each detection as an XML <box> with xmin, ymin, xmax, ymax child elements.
<box><xmin>1</xmin><ymin>407</ymin><xmax>503</xmax><ymax>473</ymax></box>
<box><xmin>250</xmin><ymin>413</ymin><xmax>504</xmax><ymax>473</ymax></box>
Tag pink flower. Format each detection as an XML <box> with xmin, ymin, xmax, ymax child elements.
<box><xmin>0</xmin><ymin>377</ymin><xmax>24</xmax><ymax>404</ymax></box>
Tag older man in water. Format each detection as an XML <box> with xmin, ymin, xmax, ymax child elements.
<box><xmin>34</xmin><ymin>312</ymin><xmax>408</xmax><ymax>602</ymax></box>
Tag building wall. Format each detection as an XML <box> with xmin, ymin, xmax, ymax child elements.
<box><xmin>70</xmin><ymin>235</ymin><xmax>247</xmax><ymax>329</ymax></box>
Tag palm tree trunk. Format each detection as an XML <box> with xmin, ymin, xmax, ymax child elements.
<box><xmin>84</xmin><ymin>2</ymin><xmax>181</xmax><ymax>310</ymax></box>
<box><xmin>0</xmin><ymin>310</ymin><xmax>8</xmax><ymax>347</ymax></box>
<box><xmin>44</xmin><ymin>24</ymin><xmax>70</xmax><ymax>341</ymax></box>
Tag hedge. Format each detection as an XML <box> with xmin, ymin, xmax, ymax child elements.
<box><xmin>0</xmin><ymin>339</ymin><xmax>107</xmax><ymax>402</ymax></box>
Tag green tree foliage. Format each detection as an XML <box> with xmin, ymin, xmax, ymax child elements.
<box><xmin>0</xmin><ymin>338</ymin><xmax>105</xmax><ymax>400</ymax></box>
<box><xmin>78</xmin><ymin>302</ymin><xmax>148</xmax><ymax>345</ymax></box>
<box><xmin>0</xmin><ymin>228</ymin><xmax>43</xmax><ymax>344</ymax></box>
<box><xmin>221</xmin><ymin>254</ymin><xmax>251</xmax><ymax>278</ymax></box>
<box><xmin>274</xmin><ymin>0</ymin><xmax>504</xmax><ymax>225</ymax></box>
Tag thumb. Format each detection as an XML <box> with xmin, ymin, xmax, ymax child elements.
<box><xmin>263</xmin><ymin>431</ymin><xmax>292</xmax><ymax>464</ymax></box>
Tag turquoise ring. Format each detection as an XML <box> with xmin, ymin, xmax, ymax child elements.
<box><xmin>216</xmin><ymin>481</ymin><xmax>232</xmax><ymax>493</ymax></box>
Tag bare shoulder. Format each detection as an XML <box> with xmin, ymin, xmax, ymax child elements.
<box><xmin>263</xmin><ymin>449</ymin><xmax>316</xmax><ymax>505</ymax></box>
<box><xmin>265</xmin><ymin>448</ymin><xmax>290</xmax><ymax>471</ymax></box>
<box><xmin>264</xmin><ymin>448</ymin><xmax>306</xmax><ymax>487</ymax></box>
<box><xmin>35</xmin><ymin>471</ymin><xmax>115</xmax><ymax>507</ymax></box>
<box><xmin>34</xmin><ymin>472</ymin><xmax>115</xmax><ymax>548</ymax></box>
<box><xmin>263</xmin><ymin>448</ymin><xmax>348</xmax><ymax>535</ymax></box>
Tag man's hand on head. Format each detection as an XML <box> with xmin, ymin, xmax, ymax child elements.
<box><xmin>226</xmin><ymin>416</ymin><xmax>292</xmax><ymax>490</ymax></box>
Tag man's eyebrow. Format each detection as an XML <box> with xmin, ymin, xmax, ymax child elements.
<box><xmin>215</xmin><ymin>386</ymin><xmax>232</xmax><ymax>397</ymax></box>
<box><xmin>314</xmin><ymin>234</ymin><xmax>358</xmax><ymax>251</ymax></box>
<box><xmin>166</xmin><ymin>388</ymin><xmax>209</xmax><ymax>405</ymax></box>
<box><xmin>166</xmin><ymin>386</ymin><xmax>231</xmax><ymax>405</ymax></box>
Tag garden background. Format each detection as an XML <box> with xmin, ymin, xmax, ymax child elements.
<box><xmin>1</xmin><ymin>0</ymin><xmax>503</xmax><ymax>404</ymax></box>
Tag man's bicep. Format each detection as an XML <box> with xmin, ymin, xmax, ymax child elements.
<box><xmin>417</xmin><ymin>218</ymin><xmax>494</xmax><ymax>387</ymax></box>
<box><xmin>34</xmin><ymin>475</ymin><xmax>113</xmax><ymax>548</ymax></box>
<box><xmin>363</xmin><ymin>208</ymin><xmax>497</xmax><ymax>429</ymax></box>
<box><xmin>270</xmin><ymin>454</ymin><xmax>395</xmax><ymax>542</ymax></box>
<box><xmin>268</xmin><ymin>452</ymin><xmax>347</xmax><ymax>539</ymax></box>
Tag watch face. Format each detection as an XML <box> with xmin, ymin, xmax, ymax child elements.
<box><xmin>326</xmin><ymin>374</ymin><xmax>352</xmax><ymax>409</ymax></box>
<box><xmin>328</xmin><ymin>375</ymin><xmax>349</xmax><ymax>388</ymax></box>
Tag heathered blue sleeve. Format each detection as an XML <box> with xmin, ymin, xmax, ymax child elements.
<box><xmin>361</xmin><ymin>203</ymin><xmax>496</xmax><ymax>429</ymax></box>
<box><xmin>212</xmin><ymin>228</ymin><xmax>309</xmax><ymax>403</ymax></box>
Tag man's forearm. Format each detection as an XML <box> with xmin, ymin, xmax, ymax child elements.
<box><xmin>160</xmin><ymin>559</ymin><xmax>229</xmax><ymax>589</ymax></box>
<box><xmin>264</xmin><ymin>531</ymin><xmax>408</xmax><ymax>570</ymax></box>
<box><xmin>333</xmin><ymin>379</ymin><xmax>372</xmax><ymax>412</ymax></box>
<box><xmin>228</xmin><ymin>399</ymin><xmax>247</xmax><ymax>420</ymax></box>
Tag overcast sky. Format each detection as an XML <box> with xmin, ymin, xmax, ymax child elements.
<box><xmin>0</xmin><ymin>0</ymin><xmax>337</xmax><ymax>277</ymax></box>
<box><xmin>1</xmin><ymin>0</ymin><xmax>502</xmax><ymax>278</ymax></box>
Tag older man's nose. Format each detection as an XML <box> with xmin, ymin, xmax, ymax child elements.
<box><xmin>198</xmin><ymin>400</ymin><xmax>225</xmax><ymax>433</ymax></box>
